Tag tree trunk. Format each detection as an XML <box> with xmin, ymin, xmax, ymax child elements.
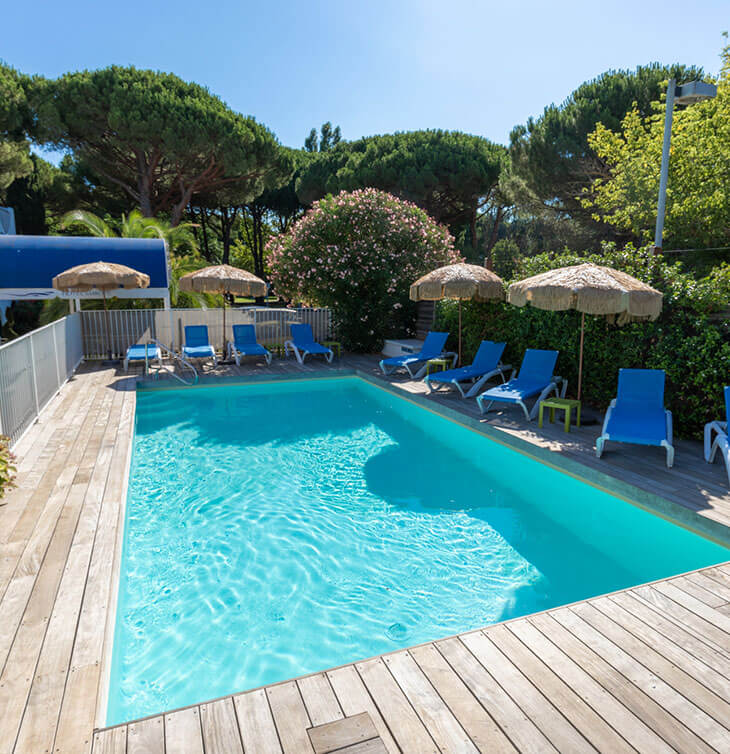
<box><xmin>485</xmin><ymin>206</ymin><xmax>504</xmax><ymax>252</ymax></box>
<box><xmin>219</xmin><ymin>205</ymin><xmax>239</xmax><ymax>265</ymax></box>
<box><xmin>469</xmin><ymin>208</ymin><xmax>478</xmax><ymax>255</ymax></box>
<box><xmin>199</xmin><ymin>207</ymin><xmax>212</xmax><ymax>261</ymax></box>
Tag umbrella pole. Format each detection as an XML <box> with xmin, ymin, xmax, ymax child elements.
<box><xmin>223</xmin><ymin>295</ymin><xmax>227</xmax><ymax>358</ymax></box>
<box><xmin>458</xmin><ymin>300</ymin><xmax>462</xmax><ymax>367</ymax></box>
<box><xmin>103</xmin><ymin>289</ymin><xmax>112</xmax><ymax>362</ymax></box>
<box><xmin>577</xmin><ymin>312</ymin><xmax>585</xmax><ymax>401</ymax></box>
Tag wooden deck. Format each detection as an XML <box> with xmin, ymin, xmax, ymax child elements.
<box><xmin>1</xmin><ymin>355</ymin><xmax>729</xmax><ymax>754</ymax></box>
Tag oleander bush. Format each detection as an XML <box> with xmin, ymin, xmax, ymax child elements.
<box><xmin>268</xmin><ymin>188</ymin><xmax>461</xmax><ymax>350</ymax></box>
<box><xmin>0</xmin><ymin>435</ymin><xmax>16</xmax><ymax>501</ymax></box>
<box><xmin>435</xmin><ymin>244</ymin><xmax>730</xmax><ymax>439</ymax></box>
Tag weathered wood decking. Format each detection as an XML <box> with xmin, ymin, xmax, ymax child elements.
<box><xmin>1</xmin><ymin>355</ymin><xmax>729</xmax><ymax>754</ymax></box>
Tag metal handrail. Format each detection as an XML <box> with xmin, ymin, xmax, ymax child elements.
<box><xmin>147</xmin><ymin>338</ymin><xmax>199</xmax><ymax>386</ymax></box>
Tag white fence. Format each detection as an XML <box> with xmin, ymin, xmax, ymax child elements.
<box><xmin>0</xmin><ymin>314</ymin><xmax>84</xmax><ymax>446</ymax></box>
<box><xmin>79</xmin><ymin>307</ymin><xmax>333</xmax><ymax>359</ymax></box>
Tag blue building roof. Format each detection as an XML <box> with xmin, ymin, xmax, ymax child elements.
<box><xmin>0</xmin><ymin>235</ymin><xmax>169</xmax><ymax>290</ymax></box>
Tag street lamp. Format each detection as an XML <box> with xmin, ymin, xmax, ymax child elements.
<box><xmin>654</xmin><ymin>79</ymin><xmax>717</xmax><ymax>251</ymax></box>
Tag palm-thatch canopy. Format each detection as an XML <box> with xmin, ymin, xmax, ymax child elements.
<box><xmin>410</xmin><ymin>263</ymin><xmax>504</xmax><ymax>302</ymax></box>
<box><xmin>507</xmin><ymin>263</ymin><xmax>662</xmax><ymax>321</ymax></box>
<box><xmin>52</xmin><ymin>261</ymin><xmax>150</xmax><ymax>292</ymax></box>
<box><xmin>179</xmin><ymin>264</ymin><xmax>266</xmax><ymax>297</ymax></box>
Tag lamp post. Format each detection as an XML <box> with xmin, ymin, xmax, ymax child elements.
<box><xmin>654</xmin><ymin>79</ymin><xmax>717</xmax><ymax>252</ymax></box>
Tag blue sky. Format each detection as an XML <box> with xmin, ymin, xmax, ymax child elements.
<box><xmin>3</xmin><ymin>0</ymin><xmax>726</xmax><ymax>156</ymax></box>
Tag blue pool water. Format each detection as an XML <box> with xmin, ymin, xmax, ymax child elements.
<box><xmin>108</xmin><ymin>376</ymin><xmax>729</xmax><ymax>724</ymax></box>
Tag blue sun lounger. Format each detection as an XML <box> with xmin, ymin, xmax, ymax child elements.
<box><xmin>285</xmin><ymin>323</ymin><xmax>333</xmax><ymax>364</ymax></box>
<box><xmin>123</xmin><ymin>343</ymin><xmax>162</xmax><ymax>373</ymax></box>
<box><xmin>596</xmin><ymin>368</ymin><xmax>674</xmax><ymax>468</ymax></box>
<box><xmin>476</xmin><ymin>349</ymin><xmax>562</xmax><ymax>420</ymax></box>
<box><xmin>704</xmin><ymin>386</ymin><xmax>730</xmax><ymax>486</ymax></box>
<box><xmin>424</xmin><ymin>340</ymin><xmax>509</xmax><ymax>398</ymax></box>
<box><xmin>183</xmin><ymin>325</ymin><xmax>217</xmax><ymax>366</ymax></box>
<box><xmin>228</xmin><ymin>324</ymin><xmax>272</xmax><ymax>365</ymax></box>
<box><xmin>379</xmin><ymin>331</ymin><xmax>452</xmax><ymax>379</ymax></box>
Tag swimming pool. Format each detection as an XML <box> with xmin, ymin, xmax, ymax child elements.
<box><xmin>108</xmin><ymin>376</ymin><xmax>729</xmax><ymax>724</ymax></box>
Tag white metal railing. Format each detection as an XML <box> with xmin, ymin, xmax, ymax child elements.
<box><xmin>0</xmin><ymin>314</ymin><xmax>83</xmax><ymax>446</ymax></box>
<box><xmin>79</xmin><ymin>307</ymin><xmax>333</xmax><ymax>359</ymax></box>
<box><xmin>149</xmin><ymin>339</ymin><xmax>199</xmax><ymax>386</ymax></box>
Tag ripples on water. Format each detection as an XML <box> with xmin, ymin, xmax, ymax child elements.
<box><xmin>107</xmin><ymin>377</ymin><xmax>729</xmax><ymax>723</ymax></box>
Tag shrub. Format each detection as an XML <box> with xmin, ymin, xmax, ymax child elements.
<box><xmin>0</xmin><ymin>435</ymin><xmax>16</xmax><ymax>501</ymax></box>
<box><xmin>268</xmin><ymin>188</ymin><xmax>461</xmax><ymax>350</ymax></box>
<box><xmin>435</xmin><ymin>244</ymin><xmax>730</xmax><ymax>439</ymax></box>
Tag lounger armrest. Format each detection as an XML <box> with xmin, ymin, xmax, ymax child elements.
<box><xmin>600</xmin><ymin>400</ymin><xmax>616</xmax><ymax>435</ymax></box>
<box><xmin>665</xmin><ymin>409</ymin><xmax>673</xmax><ymax>446</ymax></box>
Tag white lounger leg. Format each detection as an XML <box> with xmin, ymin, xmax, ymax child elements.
<box><xmin>595</xmin><ymin>401</ymin><xmax>614</xmax><ymax>458</ymax></box>
<box><xmin>663</xmin><ymin>410</ymin><xmax>674</xmax><ymax>468</ymax></box>
<box><xmin>464</xmin><ymin>365</ymin><xmax>510</xmax><ymax>399</ymax></box>
<box><xmin>527</xmin><ymin>382</ymin><xmax>560</xmax><ymax>420</ymax></box>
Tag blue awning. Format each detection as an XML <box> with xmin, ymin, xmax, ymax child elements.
<box><xmin>0</xmin><ymin>235</ymin><xmax>170</xmax><ymax>300</ymax></box>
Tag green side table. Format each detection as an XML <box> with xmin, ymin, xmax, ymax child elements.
<box><xmin>322</xmin><ymin>340</ymin><xmax>342</xmax><ymax>359</ymax></box>
<box><xmin>539</xmin><ymin>397</ymin><xmax>582</xmax><ymax>433</ymax></box>
<box><xmin>425</xmin><ymin>357</ymin><xmax>451</xmax><ymax>376</ymax></box>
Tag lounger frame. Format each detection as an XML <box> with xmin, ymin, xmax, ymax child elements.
<box><xmin>476</xmin><ymin>369</ymin><xmax>566</xmax><ymax>421</ymax></box>
<box><xmin>704</xmin><ymin>420</ymin><xmax>730</xmax><ymax>485</ymax></box>
<box><xmin>123</xmin><ymin>345</ymin><xmax>162</xmax><ymax>373</ymax></box>
<box><xmin>284</xmin><ymin>340</ymin><xmax>333</xmax><ymax>365</ymax></box>
<box><xmin>379</xmin><ymin>352</ymin><xmax>457</xmax><ymax>379</ymax></box>
<box><xmin>425</xmin><ymin>364</ymin><xmax>511</xmax><ymax>398</ymax></box>
<box><xmin>596</xmin><ymin>399</ymin><xmax>675</xmax><ymax>468</ymax></box>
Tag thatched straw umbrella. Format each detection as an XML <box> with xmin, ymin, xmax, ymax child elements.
<box><xmin>410</xmin><ymin>263</ymin><xmax>504</xmax><ymax>365</ymax></box>
<box><xmin>179</xmin><ymin>264</ymin><xmax>267</xmax><ymax>352</ymax></box>
<box><xmin>52</xmin><ymin>261</ymin><xmax>150</xmax><ymax>360</ymax></box>
<box><xmin>508</xmin><ymin>263</ymin><xmax>663</xmax><ymax>399</ymax></box>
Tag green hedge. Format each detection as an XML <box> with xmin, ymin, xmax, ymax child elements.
<box><xmin>434</xmin><ymin>245</ymin><xmax>730</xmax><ymax>439</ymax></box>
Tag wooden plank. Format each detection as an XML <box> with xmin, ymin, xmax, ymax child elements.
<box><xmin>685</xmin><ymin>570</ymin><xmax>730</xmax><ymax>603</ymax></box>
<box><xmin>551</xmin><ymin>607</ymin><xmax>718</xmax><ymax>752</ymax></box>
<box><xmin>699</xmin><ymin>565</ymin><xmax>730</xmax><ymax>590</ymax></box>
<box><xmin>408</xmin><ymin>642</ymin><xmax>516</xmax><ymax>753</ymax></box>
<box><xmin>356</xmin><ymin>657</ymin><xmax>438</xmax><ymax>754</ymax></box>
<box><xmin>127</xmin><ymin>715</ymin><xmax>164</xmax><ymax>754</ymax></box>
<box><xmin>266</xmin><ymin>681</ymin><xmax>315</xmax><ymax>754</ymax></box>
<box><xmin>382</xmin><ymin>650</ymin><xmax>477</xmax><ymax>753</ymax></box>
<box><xmin>200</xmin><ymin>697</ymin><xmax>244</xmax><ymax>754</ymax></box>
<box><xmin>632</xmin><ymin>584</ymin><xmax>730</xmax><ymax>657</ymax></box>
<box><xmin>596</xmin><ymin>595</ymin><xmax>730</xmax><ymax>700</ymax></box>
<box><xmin>164</xmin><ymin>706</ymin><xmax>205</xmax><ymax>754</ymax></box>
<box><xmin>529</xmin><ymin>612</ymin><xmax>714</xmax><ymax>754</ymax></box>
<box><xmin>649</xmin><ymin>581</ymin><xmax>730</xmax><ymax>634</ymax></box>
<box><xmin>297</xmin><ymin>673</ymin><xmax>344</xmax><ymax>727</ymax></box>
<box><xmin>671</xmin><ymin>575</ymin><xmax>727</xmax><ymax>607</ymax></box>
<box><xmin>510</xmin><ymin>617</ymin><xmax>671</xmax><ymax>753</ymax></box>
<box><xmin>435</xmin><ymin>635</ymin><xmax>556</xmax><ymax>753</ymax></box>
<box><xmin>572</xmin><ymin>601</ymin><xmax>730</xmax><ymax>736</ymax></box>
<box><xmin>460</xmin><ymin>630</ymin><xmax>589</xmax><ymax>752</ymax></box>
<box><xmin>307</xmin><ymin>712</ymin><xmax>378</xmax><ymax>754</ymax></box>
<box><xmin>92</xmin><ymin>725</ymin><xmax>127</xmax><ymax>754</ymax></box>
<box><xmin>610</xmin><ymin>590</ymin><xmax>730</xmax><ymax>671</ymax></box>
<box><xmin>54</xmin><ymin>387</ymin><xmax>136</xmax><ymax>754</ymax></box>
<box><xmin>334</xmin><ymin>739</ymin><xmax>388</xmax><ymax>754</ymax></box>
<box><xmin>326</xmin><ymin>665</ymin><xmax>399</xmax><ymax>754</ymax></box>
<box><xmin>233</xmin><ymin>688</ymin><xmax>282</xmax><ymax>754</ymax></box>
<box><xmin>487</xmin><ymin>623</ymin><xmax>631</xmax><ymax>753</ymax></box>
<box><xmin>14</xmin><ymin>387</ymin><xmax>123</xmax><ymax>754</ymax></box>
